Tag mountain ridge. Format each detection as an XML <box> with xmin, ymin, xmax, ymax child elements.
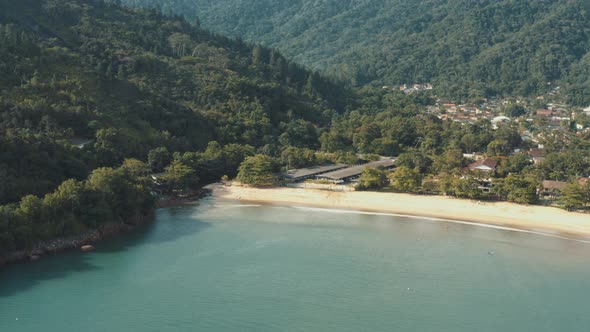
<box><xmin>122</xmin><ymin>0</ymin><xmax>590</xmax><ymax>104</ymax></box>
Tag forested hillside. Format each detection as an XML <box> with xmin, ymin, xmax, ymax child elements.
<box><xmin>123</xmin><ymin>0</ymin><xmax>590</xmax><ymax>104</ymax></box>
<box><xmin>0</xmin><ymin>0</ymin><xmax>352</xmax><ymax>203</ymax></box>
<box><xmin>1</xmin><ymin>0</ymin><xmax>589</xmax><ymax>256</ymax></box>
<box><xmin>0</xmin><ymin>0</ymin><xmax>354</xmax><ymax>252</ymax></box>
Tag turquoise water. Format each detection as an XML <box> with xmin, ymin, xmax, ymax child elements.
<box><xmin>2</xmin><ymin>197</ymin><xmax>590</xmax><ymax>331</ymax></box>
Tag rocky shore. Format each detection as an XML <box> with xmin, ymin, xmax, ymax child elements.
<box><xmin>0</xmin><ymin>188</ymin><xmax>212</xmax><ymax>266</ymax></box>
<box><xmin>0</xmin><ymin>213</ymin><xmax>154</xmax><ymax>266</ymax></box>
<box><xmin>155</xmin><ymin>188</ymin><xmax>212</xmax><ymax>208</ymax></box>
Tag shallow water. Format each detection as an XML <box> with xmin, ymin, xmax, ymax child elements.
<box><xmin>2</xmin><ymin>197</ymin><xmax>590</xmax><ymax>331</ymax></box>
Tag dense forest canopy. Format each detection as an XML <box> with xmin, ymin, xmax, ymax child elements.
<box><xmin>122</xmin><ymin>0</ymin><xmax>590</xmax><ymax>104</ymax></box>
<box><xmin>0</xmin><ymin>0</ymin><xmax>353</xmax><ymax>205</ymax></box>
<box><xmin>0</xmin><ymin>0</ymin><xmax>358</xmax><ymax>251</ymax></box>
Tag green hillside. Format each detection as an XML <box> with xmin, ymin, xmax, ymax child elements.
<box><xmin>123</xmin><ymin>0</ymin><xmax>590</xmax><ymax>104</ymax></box>
<box><xmin>0</xmin><ymin>0</ymin><xmax>357</xmax><ymax>252</ymax></box>
<box><xmin>0</xmin><ymin>0</ymin><xmax>352</xmax><ymax>204</ymax></box>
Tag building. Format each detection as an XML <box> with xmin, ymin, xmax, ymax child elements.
<box><xmin>67</xmin><ymin>138</ymin><xmax>94</xmax><ymax>149</ymax></box>
<box><xmin>528</xmin><ymin>148</ymin><xmax>545</xmax><ymax>164</ymax></box>
<box><xmin>541</xmin><ymin>180</ymin><xmax>568</xmax><ymax>200</ymax></box>
<box><xmin>281</xmin><ymin>164</ymin><xmax>348</xmax><ymax>182</ymax></box>
<box><xmin>463</xmin><ymin>152</ymin><xmax>485</xmax><ymax>160</ymax></box>
<box><xmin>536</xmin><ymin>109</ymin><xmax>553</xmax><ymax>117</ymax></box>
<box><xmin>491</xmin><ymin>116</ymin><xmax>510</xmax><ymax>129</ymax></box>
<box><xmin>317</xmin><ymin>159</ymin><xmax>396</xmax><ymax>183</ymax></box>
<box><xmin>466</xmin><ymin>158</ymin><xmax>498</xmax><ymax>172</ymax></box>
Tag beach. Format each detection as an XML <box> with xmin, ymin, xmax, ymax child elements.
<box><xmin>212</xmin><ymin>183</ymin><xmax>590</xmax><ymax>240</ymax></box>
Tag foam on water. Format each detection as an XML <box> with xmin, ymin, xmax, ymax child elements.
<box><xmin>288</xmin><ymin>205</ymin><xmax>590</xmax><ymax>244</ymax></box>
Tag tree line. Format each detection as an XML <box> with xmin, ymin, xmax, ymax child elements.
<box><xmin>122</xmin><ymin>0</ymin><xmax>590</xmax><ymax>104</ymax></box>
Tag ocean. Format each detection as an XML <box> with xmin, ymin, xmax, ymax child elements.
<box><xmin>1</xmin><ymin>197</ymin><xmax>590</xmax><ymax>331</ymax></box>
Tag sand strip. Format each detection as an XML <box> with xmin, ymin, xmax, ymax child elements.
<box><xmin>211</xmin><ymin>184</ymin><xmax>590</xmax><ymax>240</ymax></box>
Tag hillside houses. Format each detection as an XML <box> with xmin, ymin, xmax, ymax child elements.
<box><xmin>399</xmin><ymin>83</ymin><xmax>433</xmax><ymax>94</ymax></box>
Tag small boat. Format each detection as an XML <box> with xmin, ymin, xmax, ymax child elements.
<box><xmin>81</xmin><ymin>245</ymin><xmax>96</xmax><ymax>252</ymax></box>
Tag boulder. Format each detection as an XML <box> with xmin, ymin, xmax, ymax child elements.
<box><xmin>80</xmin><ymin>245</ymin><xmax>96</xmax><ymax>252</ymax></box>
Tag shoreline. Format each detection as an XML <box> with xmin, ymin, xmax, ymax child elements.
<box><xmin>0</xmin><ymin>189</ymin><xmax>212</xmax><ymax>267</ymax></box>
<box><xmin>212</xmin><ymin>184</ymin><xmax>590</xmax><ymax>241</ymax></box>
<box><xmin>0</xmin><ymin>212</ymin><xmax>154</xmax><ymax>266</ymax></box>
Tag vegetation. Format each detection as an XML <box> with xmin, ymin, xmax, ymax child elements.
<box><xmin>0</xmin><ymin>0</ymin><xmax>354</xmax><ymax>254</ymax></box>
<box><xmin>387</xmin><ymin>166</ymin><xmax>422</xmax><ymax>193</ymax></box>
<box><xmin>356</xmin><ymin>167</ymin><xmax>388</xmax><ymax>191</ymax></box>
<box><xmin>0</xmin><ymin>0</ymin><xmax>351</xmax><ymax>206</ymax></box>
<box><xmin>236</xmin><ymin>154</ymin><xmax>277</xmax><ymax>187</ymax></box>
<box><xmin>123</xmin><ymin>0</ymin><xmax>590</xmax><ymax>104</ymax></box>
<box><xmin>0</xmin><ymin>163</ymin><xmax>154</xmax><ymax>253</ymax></box>
<box><xmin>560</xmin><ymin>183</ymin><xmax>589</xmax><ymax>211</ymax></box>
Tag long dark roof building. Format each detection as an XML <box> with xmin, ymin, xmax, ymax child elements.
<box><xmin>281</xmin><ymin>164</ymin><xmax>348</xmax><ymax>182</ymax></box>
<box><xmin>317</xmin><ymin>159</ymin><xmax>396</xmax><ymax>182</ymax></box>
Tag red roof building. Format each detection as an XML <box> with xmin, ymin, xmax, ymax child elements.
<box><xmin>467</xmin><ymin>158</ymin><xmax>498</xmax><ymax>172</ymax></box>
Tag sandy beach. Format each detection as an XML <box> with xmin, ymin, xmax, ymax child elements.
<box><xmin>212</xmin><ymin>184</ymin><xmax>590</xmax><ymax>240</ymax></box>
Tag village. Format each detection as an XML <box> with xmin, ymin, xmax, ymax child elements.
<box><xmin>277</xmin><ymin>85</ymin><xmax>590</xmax><ymax>210</ymax></box>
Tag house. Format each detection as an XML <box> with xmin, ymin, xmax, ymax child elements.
<box><xmin>466</xmin><ymin>158</ymin><xmax>498</xmax><ymax>172</ymax></box>
<box><xmin>536</xmin><ymin>109</ymin><xmax>553</xmax><ymax>117</ymax></box>
<box><xmin>473</xmin><ymin>177</ymin><xmax>494</xmax><ymax>194</ymax></box>
<box><xmin>528</xmin><ymin>148</ymin><xmax>545</xmax><ymax>164</ymax></box>
<box><xmin>541</xmin><ymin>180</ymin><xmax>568</xmax><ymax>200</ymax></box>
<box><xmin>463</xmin><ymin>152</ymin><xmax>485</xmax><ymax>160</ymax></box>
<box><xmin>67</xmin><ymin>138</ymin><xmax>94</xmax><ymax>149</ymax></box>
<box><xmin>461</xmin><ymin>106</ymin><xmax>478</xmax><ymax>113</ymax></box>
<box><xmin>491</xmin><ymin>116</ymin><xmax>510</xmax><ymax>129</ymax></box>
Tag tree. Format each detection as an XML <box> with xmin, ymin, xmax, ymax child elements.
<box><xmin>162</xmin><ymin>160</ymin><xmax>199</xmax><ymax>192</ymax></box>
<box><xmin>560</xmin><ymin>183</ymin><xmax>586</xmax><ymax>211</ymax></box>
<box><xmin>281</xmin><ymin>146</ymin><xmax>316</xmax><ymax>169</ymax></box>
<box><xmin>499</xmin><ymin>153</ymin><xmax>533</xmax><ymax>176</ymax></box>
<box><xmin>503</xmin><ymin>103</ymin><xmax>526</xmax><ymax>117</ymax></box>
<box><xmin>451</xmin><ymin>176</ymin><xmax>482</xmax><ymax>199</ymax></box>
<box><xmin>395</xmin><ymin>151</ymin><xmax>432</xmax><ymax>173</ymax></box>
<box><xmin>16</xmin><ymin>195</ymin><xmax>43</xmax><ymax>224</ymax></box>
<box><xmin>487</xmin><ymin>140</ymin><xmax>509</xmax><ymax>157</ymax></box>
<box><xmin>493</xmin><ymin>175</ymin><xmax>538</xmax><ymax>204</ymax></box>
<box><xmin>148</xmin><ymin>147</ymin><xmax>172</xmax><ymax>173</ymax></box>
<box><xmin>236</xmin><ymin>155</ymin><xmax>277</xmax><ymax>187</ymax></box>
<box><xmin>356</xmin><ymin>167</ymin><xmax>388</xmax><ymax>191</ymax></box>
<box><xmin>122</xmin><ymin>159</ymin><xmax>150</xmax><ymax>178</ymax></box>
<box><xmin>388</xmin><ymin>166</ymin><xmax>422</xmax><ymax>192</ymax></box>
<box><xmin>432</xmin><ymin>148</ymin><xmax>464</xmax><ymax>173</ymax></box>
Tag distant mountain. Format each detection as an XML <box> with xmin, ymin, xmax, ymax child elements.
<box><xmin>0</xmin><ymin>0</ymin><xmax>351</xmax><ymax>204</ymax></box>
<box><xmin>122</xmin><ymin>0</ymin><xmax>590</xmax><ymax>104</ymax></box>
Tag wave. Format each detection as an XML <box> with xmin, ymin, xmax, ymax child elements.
<box><xmin>213</xmin><ymin>204</ymin><xmax>263</xmax><ymax>208</ymax></box>
<box><xmin>287</xmin><ymin>205</ymin><xmax>590</xmax><ymax>244</ymax></box>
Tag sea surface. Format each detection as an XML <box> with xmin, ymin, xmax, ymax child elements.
<box><xmin>2</xmin><ymin>197</ymin><xmax>590</xmax><ymax>331</ymax></box>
